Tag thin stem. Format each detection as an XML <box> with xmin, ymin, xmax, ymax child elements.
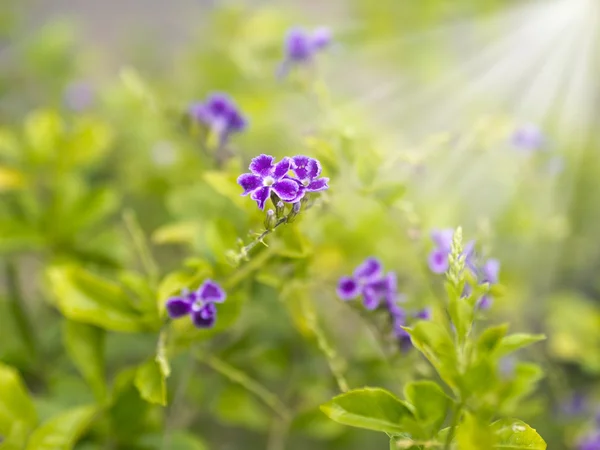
<box><xmin>122</xmin><ymin>209</ymin><xmax>160</xmax><ymax>287</ymax></box>
<box><xmin>196</xmin><ymin>352</ymin><xmax>291</xmax><ymax>421</ymax></box>
<box><xmin>266</xmin><ymin>415</ymin><xmax>291</xmax><ymax>450</ymax></box>
<box><xmin>444</xmin><ymin>401</ymin><xmax>464</xmax><ymax>450</ymax></box>
<box><xmin>5</xmin><ymin>259</ymin><xmax>37</xmax><ymax>360</ymax></box>
<box><xmin>240</xmin><ymin>217</ymin><xmax>288</xmax><ymax>257</ymax></box>
<box><xmin>302</xmin><ymin>296</ymin><xmax>349</xmax><ymax>393</ymax></box>
<box><xmin>224</xmin><ymin>247</ymin><xmax>275</xmax><ymax>291</ymax></box>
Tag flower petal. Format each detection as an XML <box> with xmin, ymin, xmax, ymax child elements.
<box><xmin>226</xmin><ymin>110</ymin><xmax>248</xmax><ymax>133</ymax></box>
<box><xmin>272</xmin><ymin>179</ymin><xmax>299</xmax><ymax>202</ymax></box>
<box><xmin>481</xmin><ymin>258</ymin><xmax>500</xmax><ymax>284</ymax></box>
<box><xmin>237</xmin><ymin>173</ymin><xmax>262</xmax><ymax>195</ymax></box>
<box><xmin>414</xmin><ymin>307</ymin><xmax>432</xmax><ymax>320</ymax></box>
<box><xmin>311</xmin><ymin>27</ymin><xmax>332</xmax><ymax>51</ymax></box>
<box><xmin>353</xmin><ymin>257</ymin><xmax>383</xmax><ymax>283</ymax></box>
<box><xmin>206</xmin><ymin>92</ymin><xmax>233</xmax><ymax>115</ymax></box>
<box><xmin>165</xmin><ymin>296</ymin><xmax>192</xmax><ymax>318</ymax></box>
<box><xmin>198</xmin><ymin>279</ymin><xmax>226</xmax><ymax>303</ymax></box>
<box><xmin>273</xmin><ymin>157</ymin><xmax>292</xmax><ymax>180</ymax></box>
<box><xmin>362</xmin><ymin>287</ymin><xmax>381</xmax><ymax>311</ymax></box>
<box><xmin>251</xmin><ymin>186</ymin><xmax>271</xmax><ymax>210</ymax></box>
<box><xmin>306</xmin><ymin>177</ymin><xmax>329</xmax><ymax>192</ymax></box>
<box><xmin>285</xmin><ymin>28</ymin><xmax>313</xmax><ymax>61</ymax></box>
<box><xmin>337</xmin><ymin>276</ymin><xmax>360</xmax><ymax>300</ymax></box>
<box><xmin>427</xmin><ymin>248</ymin><xmax>449</xmax><ymax>274</ymax></box>
<box><xmin>188</xmin><ymin>102</ymin><xmax>210</xmax><ymax>123</ymax></box>
<box><xmin>249</xmin><ymin>154</ymin><xmax>275</xmax><ymax>177</ymax></box>
<box><xmin>430</xmin><ymin>229</ymin><xmax>454</xmax><ymax>252</ymax></box>
<box><xmin>191</xmin><ymin>303</ymin><xmax>217</xmax><ymax>328</ymax></box>
<box><xmin>306</xmin><ymin>158</ymin><xmax>322</xmax><ymax>179</ymax></box>
<box><xmin>477</xmin><ymin>295</ymin><xmax>493</xmax><ymax>310</ymax></box>
<box><xmin>291</xmin><ymin>155</ymin><xmax>311</xmax><ymax>180</ymax></box>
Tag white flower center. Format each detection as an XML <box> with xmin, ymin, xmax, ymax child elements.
<box><xmin>263</xmin><ymin>176</ymin><xmax>275</xmax><ymax>186</ymax></box>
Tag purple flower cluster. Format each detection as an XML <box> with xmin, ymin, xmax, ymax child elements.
<box><xmin>337</xmin><ymin>257</ymin><xmax>431</xmax><ymax>350</ymax></box>
<box><xmin>188</xmin><ymin>92</ymin><xmax>247</xmax><ymax>146</ymax></box>
<box><xmin>427</xmin><ymin>228</ymin><xmax>500</xmax><ymax>309</ymax></box>
<box><xmin>64</xmin><ymin>81</ymin><xmax>95</xmax><ymax>112</ymax></box>
<box><xmin>278</xmin><ymin>26</ymin><xmax>332</xmax><ymax>78</ymax></box>
<box><xmin>166</xmin><ymin>280</ymin><xmax>226</xmax><ymax>329</ymax></box>
<box><xmin>237</xmin><ymin>154</ymin><xmax>329</xmax><ymax>210</ymax></box>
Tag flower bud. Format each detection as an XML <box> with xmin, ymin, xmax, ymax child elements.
<box><xmin>276</xmin><ymin>201</ymin><xmax>285</xmax><ymax>218</ymax></box>
<box><xmin>264</xmin><ymin>209</ymin><xmax>276</xmax><ymax>230</ymax></box>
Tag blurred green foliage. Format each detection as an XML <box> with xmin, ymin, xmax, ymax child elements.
<box><xmin>0</xmin><ymin>1</ymin><xmax>599</xmax><ymax>449</ymax></box>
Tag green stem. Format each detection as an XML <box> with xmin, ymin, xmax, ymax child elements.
<box><xmin>197</xmin><ymin>352</ymin><xmax>291</xmax><ymax>421</ymax></box>
<box><xmin>444</xmin><ymin>401</ymin><xmax>464</xmax><ymax>450</ymax></box>
<box><xmin>123</xmin><ymin>209</ymin><xmax>159</xmax><ymax>287</ymax></box>
<box><xmin>302</xmin><ymin>296</ymin><xmax>349</xmax><ymax>393</ymax></box>
<box><xmin>224</xmin><ymin>247</ymin><xmax>275</xmax><ymax>291</ymax></box>
<box><xmin>5</xmin><ymin>259</ymin><xmax>37</xmax><ymax>360</ymax></box>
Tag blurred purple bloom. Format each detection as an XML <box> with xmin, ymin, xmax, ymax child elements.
<box><xmin>278</xmin><ymin>26</ymin><xmax>333</xmax><ymax>78</ymax></box>
<box><xmin>579</xmin><ymin>431</ymin><xmax>600</xmax><ymax>450</ymax></box>
<box><xmin>166</xmin><ymin>280</ymin><xmax>226</xmax><ymax>329</ymax></box>
<box><xmin>237</xmin><ymin>154</ymin><xmax>300</xmax><ymax>209</ymax></box>
<box><xmin>188</xmin><ymin>92</ymin><xmax>247</xmax><ymax>145</ymax></box>
<box><xmin>562</xmin><ymin>393</ymin><xmax>588</xmax><ymax>416</ymax></box>
<box><xmin>431</xmin><ymin>229</ymin><xmax>454</xmax><ymax>252</ymax></box>
<box><xmin>427</xmin><ymin>228</ymin><xmax>476</xmax><ymax>274</ymax></box>
<box><xmin>428</xmin><ymin>248</ymin><xmax>449</xmax><ymax>274</ymax></box>
<box><xmin>414</xmin><ymin>307</ymin><xmax>432</xmax><ymax>321</ymax></box>
<box><xmin>64</xmin><ymin>81</ymin><xmax>95</xmax><ymax>112</ymax></box>
<box><xmin>511</xmin><ymin>124</ymin><xmax>545</xmax><ymax>151</ymax></box>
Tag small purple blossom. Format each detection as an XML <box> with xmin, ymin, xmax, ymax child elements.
<box><xmin>165</xmin><ymin>280</ymin><xmax>226</xmax><ymax>329</ymax></box>
<box><xmin>237</xmin><ymin>154</ymin><xmax>300</xmax><ymax>210</ymax></box>
<box><xmin>188</xmin><ymin>92</ymin><xmax>247</xmax><ymax>146</ymax></box>
<box><xmin>238</xmin><ymin>154</ymin><xmax>328</xmax><ymax>210</ymax></box>
<box><xmin>278</xmin><ymin>26</ymin><xmax>332</xmax><ymax>78</ymax></box>
<box><xmin>562</xmin><ymin>393</ymin><xmax>588</xmax><ymax>417</ymax></box>
<box><xmin>64</xmin><ymin>81</ymin><xmax>95</xmax><ymax>112</ymax></box>
<box><xmin>287</xmin><ymin>155</ymin><xmax>330</xmax><ymax>202</ymax></box>
<box><xmin>427</xmin><ymin>228</ymin><xmax>476</xmax><ymax>274</ymax></box>
<box><xmin>511</xmin><ymin>124</ymin><xmax>545</xmax><ymax>151</ymax></box>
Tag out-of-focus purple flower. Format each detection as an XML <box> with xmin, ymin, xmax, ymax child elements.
<box><xmin>511</xmin><ymin>124</ymin><xmax>545</xmax><ymax>151</ymax></box>
<box><xmin>562</xmin><ymin>393</ymin><xmax>588</xmax><ymax>416</ymax></box>
<box><xmin>278</xmin><ymin>26</ymin><xmax>333</xmax><ymax>78</ymax></box>
<box><xmin>287</xmin><ymin>155</ymin><xmax>330</xmax><ymax>202</ymax></box>
<box><xmin>166</xmin><ymin>280</ymin><xmax>226</xmax><ymax>329</ymax></box>
<box><xmin>499</xmin><ymin>356</ymin><xmax>516</xmax><ymax>378</ymax></box>
<box><xmin>475</xmin><ymin>258</ymin><xmax>501</xmax><ymax>310</ymax></box>
<box><xmin>579</xmin><ymin>431</ymin><xmax>600</xmax><ymax>450</ymax></box>
<box><xmin>237</xmin><ymin>154</ymin><xmax>300</xmax><ymax>210</ymax></box>
<box><xmin>414</xmin><ymin>307</ymin><xmax>432</xmax><ymax>321</ymax></box>
<box><xmin>64</xmin><ymin>81</ymin><xmax>95</xmax><ymax>112</ymax></box>
<box><xmin>188</xmin><ymin>92</ymin><xmax>247</xmax><ymax>146</ymax></box>
<box><xmin>427</xmin><ymin>229</ymin><xmax>476</xmax><ymax>274</ymax></box>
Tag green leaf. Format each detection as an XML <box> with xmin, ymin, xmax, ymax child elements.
<box><xmin>203</xmin><ymin>171</ymin><xmax>247</xmax><ymax>209</ymax></box>
<box><xmin>25</xmin><ymin>405</ymin><xmax>96</xmax><ymax>450</ymax></box>
<box><xmin>498</xmin><ymin>363</ymin><xmax>544</xmax><ymax>413</ymax></box>
<box><xmin>320</xmin><ymin>387</ymin><xmax>414</xmax><ymax>434</ymax></box>
<box><xmin>46</xmin><ymin>265</ymin><xmax>149</xmax><ymax>333</ymax></box>
<box><xmin>456</xmin><ymin>412</ymin><xmax>494</xmax><ymax>450</ymax></box>
<box><xmin>137</xmin><ymin>431</ymin><xmax>209</xmax><ymax>450</ymax></box>
<box><xmin>134</xmin><ymin>358</ymin><xmax>168</xmax><ymax>406</ymax></box>
<box><xmin>62</xmin><ymin>320</ymin><xmax>107</xmax><ymax>403</ymax></box>
<box><xmin>404</xmin><ymin>322</ymin><xmax>460</xmax><ymax>391</ymax></box>
<box><xmin>491</xmin><ymin>419</ymin><xmax>546</xmax><ymax>449</ymax></box>
<box><xmin>448</xmin><ymin>295</ymin><xmax>474</xmax><ymax>342</ymax></box>
<box><xmin>0</xmin><ymin>362</ymin><xmax>37</xmax><ymax>437</ymax></box>
<box><xmin>476</xmin><ymin>324</ymin><xmax>509</xmax><ymax>356</ymax></box>
<box><xmin>495</xmin><ymin>334</ymin><xmax>546</xmax><ymax>358</ymax></box>
<box><xmin>403</xmin><ymin>381</ymin><xmax>451</xmax><ymax>434</ymax></box>
<box><xmin>24</xmin><ymin>109</ymin><xmax>63</xmax><ymax>161</ymax></box>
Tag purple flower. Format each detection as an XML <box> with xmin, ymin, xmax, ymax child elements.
<box><xmin>286</xmin><ymin>155</ymin><xmax>330</xmax><ymax>201</ymax></box>
<box><xmin>475</xmin><ymin>258</ymin><xmax>501</xmax><ymax>310</ymax></box>
<box><xmin>237</xmin><ymin>154</ymin><xmax>300</xmax><ymax>210</ymax></box>
<box><xmin>64</xmin><ymin>81</ymin><xmax>95</xmax><ymax>112</ymax></box>
<box><xmin>511</xmin><ymin>124</ymin><xmax>545</xmax><ymax>151</ymax></box>
<box><xmin>428</xmin><ymin>248</ymin><xmax>449</xmax><ymax>274</ymax></box>
<box><xmin>165</xmin><ymin>280</ymin><xmax>226</xmax><ymax>329</ymax></box>
<box><xmin>579</xmin><ymin>431</ymin><xmax>600</xmax><ymax>450</ymax></box>
<box><xmin>427</xmin><ymin>229</ymin><xmax>475</xmax><ymax>274</ymax></box>
<box><xmin>188</xmin><ymin>92</ymin><xmax>247</xmax><ymax>145</ymax></box>
<box><xmin>414</xmin><ymin>307</ymin><xmax>432</xmax><ymax>321</ymax></box>
<box><xmin>337</xmin><ymin>258</ymin><xmax>395</xmax><ymax>310</ymax></box>
<box><xmin>278</xmin><ymin>26</ymin><xmax>332</xmax><ymax>78</ymax></box>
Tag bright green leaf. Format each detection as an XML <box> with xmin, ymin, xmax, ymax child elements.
<box><xmin>403</xmin><ymin>381</ymin><xmax>451</xmax><ymax>434</ymax></box>
<box><xmin>320</xmin><ymin>387</ymin><xmax>414</xmax><ymax>434</ymax></box>
<box><xmin>134</xmin><ymin>358</ymin><xmax>167</xmax><ymax>406</ymax></box>
<box><xmin>62</xmin><ymin>320</ymin><xmax>107</xmax><ymax>403</ymax></box>
<box><xmin>0</xmin><ymin>362</ymin><xmax>37</xmax><ymax>436</ymax></box>
<box><xmin>456</xmin><ymin>412</ymin><xmax>494</xmax><ymax>450</ymax></box>
<box><xmin>477</xmin><ymin>324</ymin><xmax>509</xmax><ymax>356</ymax></box>
<box><xmin>491</xmin><ymin>418</ymin><xmax>546</xmax><ymax>449</ymax></box>
<box><xmin>25</xmin><ymin>405</ymin><xmax>96</xmax><ymax>450</ymax></box>
<box><xmin>495</xmin><ymin>334</ymin><xmax>546</xmax><ymax>358</ymax></box>
<box><xmin>45</xmin><ymin>265</ymin><xmax>148</xmax><ymax>333</ymax></box>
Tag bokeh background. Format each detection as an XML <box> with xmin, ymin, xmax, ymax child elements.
<box><xmin>1</xmin><ymin>0</ymin><xmax>600</xmax><ymax>448</ymax></box>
